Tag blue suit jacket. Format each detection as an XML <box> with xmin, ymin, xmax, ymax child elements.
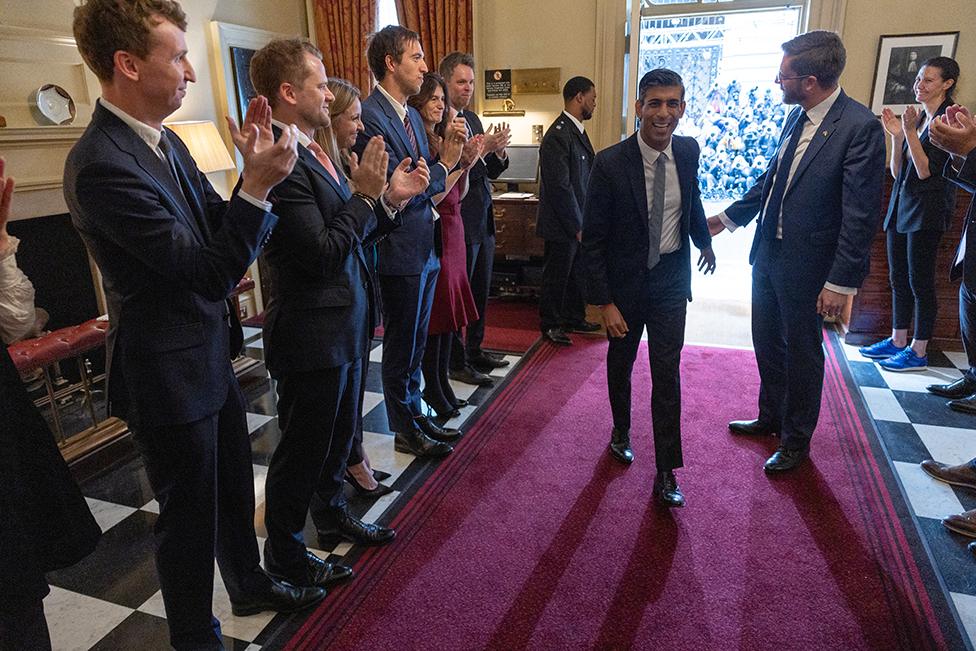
<box><xmin>582</xmin><ymin>133</ymin><xmax>712</xmax><ymax>309</ymax></box>
<box><xmin>261</xmin><ymin>133</ymin><xmax>398</xmax><ymax>376</ymax></box>
<box><xmin>725</xmin><ymin>90</ymin><xmax>885</xmax><ymax>289</ymax></box>
<box><xmin>64</xmin><ymin>103</ymin><xmax>276</xmax><ymax>426</ymax></box>
<box><xmin>354</xmin><ymin>88</ymin><xmax>446</xmax><ymax>275</ymax></box>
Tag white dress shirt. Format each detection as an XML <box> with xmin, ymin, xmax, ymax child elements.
<box><xmin>636</xmin><ymin>133</ymin><xmax>682</xmax><ymax>255</ymax></box>
<box><xmin>99</xmin><ymin>98</ymin><xmax>271</xmax><ymax>212</ymax></box>
<box><xmin>718</xmin><ymin>87</ymin><xmax>854</xmax><ymax>294</ymax></box>
<box><xmin>562</xmin><ymin>110</ymin><xmax>585</xmax><ymax>134</ymax></box>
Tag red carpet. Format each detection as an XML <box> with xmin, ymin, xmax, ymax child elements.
<box><xmin>284</xmin><ymin>338</ymin><xmax>949</xmax><ymax>650</ymax></box>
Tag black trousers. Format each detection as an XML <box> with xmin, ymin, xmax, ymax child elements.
<box><xmin>0</xmin><ymin>596</ymin><xmax>50</xmax><ymax>651</ymax></box>
<box><xmin>264</xmin><ymin>359</ymin><xmax>362</xmax><ymax>580</ymax></box>
<box><xmin>347</xmin><ymin>339</ymin><xmax>374</xmax><ymax>467</ymax></box>
<box><xmin>379</xmin><ymin>251</ymin><xmax>440</xmax><ymax>432</ymax></box>
<box><xmin>452</xmin><ymin>235</ymin><xmax>495</xmax><ymax>367</ymax></box>
<box><xmin>606</xmin><ymin>251</ymin><xmax>687</xmax><ymax>472</ymax></box>
<box><xmin>887</xmin><ymin>228</ymin><xmax>943</xmax><ymax>340</ymax></box>
<box><xmin>751</xmin><ymin>239</ymin><xmax>825</xmax><ymax>451</ymax></box>
<box><xmin>422</xmin><ymin>332</ymin><xmax>459</xmax><ymax>415</ymax></box>
<box><xmin>961</xmin><ymin>282</ymin><xmax>976</xmax><ymax>381</ymax></box>
<box><xmin>129</xmin><ymin>377</ymin><xmax>263</xmax><ymax>650</ymax></box>
<box><xmin>539</xmin><ymin>238</ymin><xmax>586</xmax><ymax>332</ymax></box>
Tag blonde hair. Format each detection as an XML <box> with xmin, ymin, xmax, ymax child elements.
<box><xmin>315</xmin><ymin>77</ymin><xmax>361</xmax><ymax>179</ymax></box>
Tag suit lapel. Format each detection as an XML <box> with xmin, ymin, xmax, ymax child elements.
<box><xmin>165</xmin><ymin>128</ymin><xmax>209</xmax><ymax>242</ymax></box>
<box><xmin>97</xmin><ymin>107</ymin><xmax>205</xmax><ymax>246</ymax></box>
<box><xmin>372</xmin><ymin>90</ymin><xmax>415</xmax><ymax>159</ymax></box>
<box><xmin>624</xmin><ymin>134</ymin><xmax>649</xmax><ymax>233</ymax></box>
<box><xmin>787</xmin><ymin>92</ymin><xmax>848</xmax><ymax>192</ymax></box>
<box><xmin>672</xmin><ymin>138</ymin><xmax>691</xmax><ymax>221</ymax></box>
<box><xmin>300</xmin><ymin>143</ymin><xmax>351</xmax><ymax>201</ymax></box>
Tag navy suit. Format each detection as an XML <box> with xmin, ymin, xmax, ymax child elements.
<box><xmin>725</xmin><ymin>90</ymin><xmax>885</xmax><ymax>450</ymax></box>
<box><xmin>64</xmin><ymin>102</ymin><xmax>276</xmax><ymax>648</ymax></box>
<box><xmin>454</xmin><ymin>109</ymin><xmax>509</xmax><ymax>362</ymax></box>
<box><xmin>261</xmin><ymin>134</ymin><xmax>396</xmax><ymax>579</ymax></box>
<box><xmin>945</xmin><ymin>149</ymin><xmax>976</xmax><ymax>380</ymax></box>
<box><xmin>582</xmin><ymin>133</ymin><xmax>711</xmax><ymax>471</ymax></box>
<box><xmin>537</xmin><ymin>112</ymin><xmax>594</xmax><ymax>331</ymax></box>
<box><xmin>354</xmin><ymin>88</ymin><xmax>446</xmax><ymax>432</ymax></box>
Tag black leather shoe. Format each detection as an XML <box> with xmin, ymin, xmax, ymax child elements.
<box><xmin>453</xmin><ymin>398</ymin><xmax>469</xmax><ymax>408</ymax></box>
<box><xmin>948</xmin><ymin>394</ymin><xmax>976</xmax><ymax>415</ymax></box>
<box><xmin>764</xmin><ymin>446</ymin><xmax>808</xmax><ymax>473</ymax></box>
<box><xmin>608</xmin><ymin>427</ymin><xmax>634</xmax><ymax>464</ymax></box>
<box><xmin>729</xmin><ymin>419</ymin><xmax>777</xmax><ymax>436</ymax></box>
<box><xmin>230</xmin><ymin>576</ymin><xmax>325</xmax><ymax>617</ymax></box>
<box><xmin>470</xmin><ymin>351</ymin><xmax>509</xmax><ymax>372</ymax></box>
<box><xmin>652</xmin><ymin>470</ymin><xmax>685</xmax><ymax>507</ymax></box>
<box><xmin>567</xmin><ymin>320</ymin><xmax>601</xmax><ymax>333</ymax></box>
<box><xmin>543</xmin><ymin>328</ymin><xmax>572</xmax><ymax>346</ymax></box>
<box><xmin>928</xmin><ymin>376</ymin><xmax>976</xmax><ymax>399</ymax></box>
<box><xmin>318</xmin><ymin>508</ymin><xmax>396</xmax><ymax>546</ymax></box>
<box><xmin>449</xmin><ymin>365</ymin><xmax>495</xmax><ymax>387</ymax></box>
<box><xmin>345</xmin><ymin>470</ymin><xmax>395</xmax><ymax>498</ymax></box>
<box><xmin>481</xmin><ymin>351</ymin><xmax>507</xmax><ymax>363</ymax></box>
<box><xmin>394</xmin><ymin>428</ymin><xmax>453</xmax><ymax>457</ymax></box>
<box><xmin>267</xmin><ymin>551</ymin><xmax>353</xmax><ymax>589</ymax></box>
<box><xmin>415</xmin><ymin>416</ymin><xmax>462</xmax><ymax>443</ymax></box>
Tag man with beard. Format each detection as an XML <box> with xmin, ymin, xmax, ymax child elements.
<box><xmin>355</xmin><ymin>26</ymin><xmax>465</xmax><ymax>456</ymax></box>
<box><xmin>708</xmin><ymin>30</ymin><xmax>885</xmax><ymax>472</ymax></box>
<box><xmin>537</xmin><ymin>76</ymin><xmax>600</xmax><ymax>346</ymax></box>
<box><xmin>249</xmin><ymin>38</ymin><xmax>432</xmax><ymax>585</ymax></box>
<box><xmin>439</xmin><ymin>52</ymin><xmax>511</xmax><ymax>385</ymax></box>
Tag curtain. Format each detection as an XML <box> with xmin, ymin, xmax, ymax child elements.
<box><xmin>395</xmin><ymin>0</ymin><xmax>474</xmax><ymax>73</ymax></box>
<box><xmin>313</xmin><ymin>0</ymin><xmax>377</xmax><ymax>95</ymax></box>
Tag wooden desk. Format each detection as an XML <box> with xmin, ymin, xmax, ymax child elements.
<box><xmin>491</xmin><ymin>194</ymin><xmax>545</xmax><ymax>294</ymax></box>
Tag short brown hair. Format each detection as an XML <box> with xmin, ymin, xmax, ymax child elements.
<box><xmin>250</xmin><ymin>38</ymin><xmax>323</xmax><ymax>108</ymax></box>
<box><xmin>438</xmin><ymin>52</ymin><xmax>475</xmax><ymax>81</ymax></box>
<box><xmin>74</xmin><ymin>0</ymin><xmax>187</xmax><ymax>81</ymax></box>
<box><xmin>366</xmin><ymin>25</ymin><xmax>420</xmax><ymax>82</ymax></box>
<box><xmin>782</xmin><ymin>30</ymin><xmax>846</xmax><ymax>88</ymax></box>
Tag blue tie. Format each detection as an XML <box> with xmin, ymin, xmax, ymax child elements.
<box><xmin>762</xmin><ymin>111</ymin><xmax>807</xmax><ymax>240</ymax></box>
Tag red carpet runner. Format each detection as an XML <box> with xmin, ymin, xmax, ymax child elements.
<box><xmin>284</xmin><ymin>339</ymin><xmax>948</xmax><ymax>650</ymax></box>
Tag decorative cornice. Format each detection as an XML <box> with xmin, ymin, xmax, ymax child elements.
<box><xmin>0</xmin><ymin>126</ymin><xmax>87</xmax><ymax>148</ymax></box>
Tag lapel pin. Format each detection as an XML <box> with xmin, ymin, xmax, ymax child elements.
<box><xmin>822</xmin><ymin>130</ymin><xmax>829</xmax><ymax>137</ymax></box>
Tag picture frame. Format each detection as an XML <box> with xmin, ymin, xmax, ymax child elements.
<box><xmin>869</xmin><ymin>32</ymin><xmax>959</xmax><ymax>115</ymax></box>
<box><xmin>229</xmin><ymin>46</ymin><xmax>258</xmax><ymax>126</ymax></box>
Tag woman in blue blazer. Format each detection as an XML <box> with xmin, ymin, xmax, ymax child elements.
<box><xmin>860</xmin><ymin>57</ymin><xmax>960</xmax><ymax>371</ymax></box>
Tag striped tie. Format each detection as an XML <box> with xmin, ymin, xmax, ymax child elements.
<box><xmin>403</xmin><ymin>114</ymin><xmax>419</xmax><ymax>157</ymax></box>
<box><xmin>647</xmin><ymin>152</ymin><xmax>666</xmax><ymax>270</ymax></box>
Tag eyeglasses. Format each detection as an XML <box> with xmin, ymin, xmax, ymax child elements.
<box><xmin>775</xmin><ymin>72</ymin><xmax>812</xmax><ymax>83</ymax></box>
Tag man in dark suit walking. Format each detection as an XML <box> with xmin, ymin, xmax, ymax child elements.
<box><xmin>928</xmin><ymin>103</ymin><xmax>976</xmax><ymax>412</ymax></box>
<box><xmin>440</xmin><ymin>52</ymin><xmax>512</xmax><ymax>384</ymax></box>
<box><xmin>64</xmin><ymin>2</ymin><xmax>323</xmax><ymax>648</ymax></box>
<box><xmin>582</xmin><ymin>69</ymin><xmax>715</xmax><ymax>507</ymax></box>
<box><xmin>708</xmin><ymin>30</ymin><xmax>885</xmax><ymax>472</ymax></box>
<box><xmin>249</xmin><ymin>38</ymin><xmax>431</xmax><ymax>588</ymax></box>
<box><xmin>355</xmin><ymin>26</ymin><xmax>465</xmax><ymax>457</ymax></box>
<box><xmin>538</xmin><ymin>76</ymin><xmax>600</xmax><ymax>346</ymax></box>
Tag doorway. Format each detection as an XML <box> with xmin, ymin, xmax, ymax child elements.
<box><xmin>626</xmin><ymin>1</ymin><xmax>805</xmax><ymax>347</ymax></box>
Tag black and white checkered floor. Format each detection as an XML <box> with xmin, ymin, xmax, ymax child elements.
<box><xmin>840</xmin><ymin>339</ymin><xmax>976</xmax><ymax>647</ymax></box>
<box><xmin>42</xmin><ymin>328</ymin><xmax>522</xmax><ymax>650</ymax></box>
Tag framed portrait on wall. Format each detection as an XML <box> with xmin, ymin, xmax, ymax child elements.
<box><xmin>869</xmin><ymin>32</ymin><xmax>958</xmax><ymax>115</ymax></box>
<box><xmin>229</xmin><ymin>46</ymin><xmax>257</xmax><ymax>125</ymax></box>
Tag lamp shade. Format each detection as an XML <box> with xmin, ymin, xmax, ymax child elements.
<box><xmin>163</xmin><ymin>120</ymin><xmax>236</xmax><ymax>173</ymax></box>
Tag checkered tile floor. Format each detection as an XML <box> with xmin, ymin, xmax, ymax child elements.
<box><xmin>840</xmin><ymin>339</ymin><xmax>976</xmax><ymax>647</ymax></box>
<box><xmin>43</xmin><ymin>328</ymin><xmax>522</xmax><ymax>650</ymax></box>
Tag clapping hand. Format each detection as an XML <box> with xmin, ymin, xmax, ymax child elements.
<box><xmin>460</xmin><ymin>134</ymin><xmax>485</xmax><ymax>169</ymax></box>
<box><xmin>439</xmin><ymin>117</ymin><xmax>468</xmax><ymax>169</ymax></box>
<box><xmin>227</xmin><ymin>96</ymin><xmax>299</xmax><ymax>201</ymax></box>
<box><xmin>386</xmin><ymin>157</ymin><xmax>431</xmax><ymax>207</ymax></box>
<box><xmin>901</xmin><ymin>105</ymin><xmax>920</xmax><ymax>133</ymax></box>
<box><xmin>348</xmin><ymin>136</ymin><xmax>389</xmax><ymax>199</ymax></box>
<box><xmin>0</xmin><ymin>158</ymin><xmax>14</xmax><ymax>249</ymax></box>
<box><xmin>697</xmin><ymin>247</ymin><xmax>716</xmax><ymax>274</ymax></box>
<box><xmin>483</xmin><ymin>122</ymin><xmax>512</xmax><ymax>154</ymax></box>
<box><xmin>881</xmin><ymin>108</ymin><xmax>903</xmax><ymax>138</ymax></box>
<box><xmin>931</xmin><ymin>104</ymin><xmax>976</xmax><ymax>157</ymax></box>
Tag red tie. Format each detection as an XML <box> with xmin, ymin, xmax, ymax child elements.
<box><xmin>307</xmin><ymin>140</ymin><xmax>340</xmax><ymax>183</ymax></box>
<box><xmin>403</xmin><ymin>114</ymin><xmax>419</xmax><ymax>157</ymax></box>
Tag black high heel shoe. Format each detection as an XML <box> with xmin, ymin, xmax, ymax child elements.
<box><xmin>345</xmin><ymin>470</ymin><xmax>394</xmax><ymax>498</ymax></box>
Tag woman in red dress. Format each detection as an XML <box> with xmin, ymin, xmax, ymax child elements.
<box><xmin>409</xmin><ymin>74</ymin><xmax>483</xmax><ymax>419</ymax></box>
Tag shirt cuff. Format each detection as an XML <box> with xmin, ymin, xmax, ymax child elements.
<box><xmin>378</xmin><ymin>194</ymin><xmax>399</xmax><ymax>219</ymax></box>
<box><xmin>0</xmin><ymin>235</ymin><xmax>19</xmax><ymax>262</ymax></box>
<box><xmin>824</xmin><ymin>282</ymin><xmax>857</xmax><ymax>296</ymax></box>
<box><xmin>238</xmin><ymin>190</ymin><xmax>272</xmax><ymax>212</ymax></box>
<box><xmin>717</xmin><ymin>211</ymin><xmax>738</xmax><ymax>232</ymax></box>
<box><xmin>437</xmin><ymin>161</ymin><xmax>451</xmax><ymax>177</ymax></box>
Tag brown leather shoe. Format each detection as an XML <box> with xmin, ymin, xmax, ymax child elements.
<box><xmin>943</xmin><ymin>508</ymin><xmax>976</xmax><ymax>538</ymax></box>
<box><xmin>920</xmin><ymin>459</ymin><xmax>976</xmax><ymax>490</ymax></box>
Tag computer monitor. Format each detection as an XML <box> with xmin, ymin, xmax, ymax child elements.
<box><xmin>493</xmin><ymin>144</ymin><xmax>540</xmax><ymax>191</ymax></box>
